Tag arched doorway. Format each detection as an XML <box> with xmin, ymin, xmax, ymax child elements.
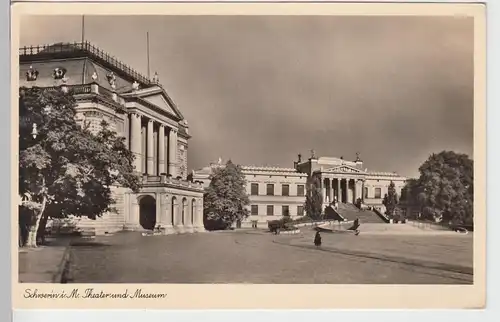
<box><xmin>182</xmin><ymin>198</ymin><xmax>187</xmax><ymax>225</ymax></box>
<box><xmin>139</xmin><ymin>195</ymin><xmax>156</xmax><ymax>230</ymax></box>
<box><xmin>171</xmin><ymin>197</ymin><xmax>177</xmax><ymax>226</ymax></box>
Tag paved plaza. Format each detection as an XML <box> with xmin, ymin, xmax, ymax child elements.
<box><xmin>64</xmin><ymin>228</ymin><xmax>473</xmax><ymax>284</ymax></box>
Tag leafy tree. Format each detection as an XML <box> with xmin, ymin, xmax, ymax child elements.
<box><xmin>305</xmin><ymin>174</ymin><xmax>323</xmax><ymax>220</ymax></box>
<box><xmin>382</xmin><ymin>181</ymin><xmax>398</xmax><ymax>219</ymax></box>
<box><xmin>402</xmin><ymin>151</ymin><xmax>473</xmax><ymax>225</ymax></box>
<box><xmin>203</xmin><ymin>160</ymin><xmax>250</xmax><ymax>230</ymax></box>
<box><xmin>414</xmin><ymin>151</ymin><xmax>473</xmax><ymax>225</ymax></box>
<box><xmin>19</xmin><ymin>87</ymin><xmax>141</xmax><ymax>247</ymax></box>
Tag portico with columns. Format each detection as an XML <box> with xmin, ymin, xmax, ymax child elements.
<box><xmin>121</xmin><ymin>86</ymin><xmax>205</xmax><ymax>233</ymax></box>
<box><xmin>320</xmin><ymin>172</ymin><xmax>365</xmax><ymax>205</ymax></box>
<box><xmin>18</xmin><ymin>41</ymin><xmax>205</xmax><ymax>235</ymax></box>
<box><xmin>295</xmin><ymin>154</ymin><xmax>407</xmax><ymax>210</ymax></box>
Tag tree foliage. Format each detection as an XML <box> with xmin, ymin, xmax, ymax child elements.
<box><xmin>305</xmin><ymin>174</ymin><xmax>323</xmax><ymax>220</ymax></box>
<box><xmin>403</xmin><ymin>151</ymin><xmax>473</xmax><ymax>225</ymax></box>
<box><xmin>382</xmin><ymin>181</ymin><xmax>398</xmax><ymax>218</ymax></box>
<box><xmin>203</xmin><ymin>160</ymin><xmax>250</xmax><ymax>230</ymax></box>
<box><xmin>19</xmin><ymin>86</ymin><xmax>141</xmax><ymax>247</ymax></box>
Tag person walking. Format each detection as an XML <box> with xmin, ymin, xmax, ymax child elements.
<box><xmin>314</xmin><ymin>231</ymin><xmax>322</xmax><ymax>247</ymax></box>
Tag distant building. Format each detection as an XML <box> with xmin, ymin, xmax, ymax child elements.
<box><xmin>294</xmin><ymin>153</ymin><xmax>407</xmax><ymax>212</ymax></box>
<box><xmin>191</xmin><ymin>161</ymin><xmax>308</xmax><ymax>228</ymax></box>
<box><xmin>192</xmin><ymin>153</ymin><xmax>407</xmax><ymax>228</ymax></box>
<box><xmin>19</xmin><ymin>42</ymin><xmax>204</xmax><ymax>235</ymax></box>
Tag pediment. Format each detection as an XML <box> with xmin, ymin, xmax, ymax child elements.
<box><xmin>324</xmin><ymin>165</ymin><xmax>363</xmax><ymax>174</ymax></box>
<box><xmin>124</xmin><ymin>86</ymin><xmax>185</xmax><ymax>120</ymax></box>
<box><xmin>142</xmin><ymin>94</ymin><xmax>180</xmax><ymax>118</ymax></box>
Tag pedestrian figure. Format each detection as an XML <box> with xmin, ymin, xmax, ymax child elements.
<box><xmin>314</xmin><ymin>231</ymin><xmax>322</xmax><ymax>247</ymax></box>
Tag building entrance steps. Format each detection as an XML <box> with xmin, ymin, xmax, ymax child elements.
<box><xmin>336</xmin><ymin>203</ymin><xmax>387</xmax><ymax>223</ymax></box>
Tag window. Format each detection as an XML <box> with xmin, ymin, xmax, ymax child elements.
<box><xmin>282</xmin><ymin>184</ymin><xmax>290</xmax><ymax>196</ymax></box>
<box><xmin>251</xmin><ymin>205</ymin><xmax>258</xmax><ymax>216</ymax></box>
<box><xmin>364</xmin><ymin>187</ymin><xmax>369</xmax><ymax>198</ymax></box>
<box><xmin>266</xmin><ymin>184</ymin><xmax>274</xmax><ymax>196</ymax></box>
<box><xmin>282</xmin><ymin>205</ymin><xmax>290</xmax><ymax>217</ymax></box>
<box><xmin>297</xmin><ymin>185</ymin><xmax>305</xmax><ymax>196</ymax></box>
<box><xmin>375</xmin><ymin>188</ymin><xmax>382</xmax><ymax>199</ymax></box>
<box><xmin>267</xmin><ymin>205</ymin><xmax>274</xmax><ymax>216</ymax></box>
<box><xmin>297</xmin><ymin>206</ymin><xmax>304</xmax><ymax>216</ymax></box>
<box><xmin>251</xmin><ymin>183</ymin><xmax>259</xmax><ymax>195</ymax></box>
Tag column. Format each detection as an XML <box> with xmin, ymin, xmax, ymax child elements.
<box><xmin>353</xmin><ymin>180</ymin><xmax>357</xmax><ymax>203</ymax></box>
<box><xmin>328</xmin><ymin>178</ymin><xmax>334</xmax><ymax>204</ymax></box>
<box><xmin>130</xmin><ymin>113</ymin><xmax>142</xmax><ymax>172</ymax></box>
<box><xmin>195</xmin><ymin>199</ymin><xmax>205</xmax><ymax>232</ymax></box>
<box><xmin>141</xmin><ymin>123</ymin><xmax>146</xmax><ymax>173</ymax></box>
<box><xmin>168</xmin><ymin>128</ymin><xmax>178</xmax><ymax>177</ymax></box>
<box><xmin>158</xmin><ymin>125</ymin><xmax>165</xmax><ymax>174</ymax></box>
<box><xmin>337</xmin><ymin>178</ymin><xmax>341</xmax><ymax>203</ymax></box>
<box><xmin>160</xmin><ymin>195</ymin><xmax>175</xmax><ymax>234</ymax></box>
<box><xmin>153</xmin><ymin>126</ymin><xmax>158</xmax><ymax>175</ymax></box>
<box><xmin>155</xmin><ymin>193</ymin><xmax>163</xmax><ymax>228</ymax></box>
<box><xmin>184</xmin><ymin>199</ymin><xmax>194</xmax><ymax>233</ymax></box>
<box><xmin>147</xmin><ymin>120</ymin><xmax>154</xmax><ymax>175</ymax></box>
<box><xmin>322</xmin><ymin>179</ymin><xmax>326</xmax><ymax>203</ymax></box>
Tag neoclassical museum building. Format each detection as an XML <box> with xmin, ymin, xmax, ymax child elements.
<box><xmin>294</xmin><ymin>153</ymin><xmax>407</xmax><ymax>210</ymax></box>
<box><xmin>19</xmin><ymin>42</ymin><xmax>204</xmax><ymax>235</ymax></box>
<box><xmin>191</xmin><ymin>159</ymin><xmax>308</xmax><ymax>228</ymax></box>
<box><xmin>192</xmin><ymin>153</ymin><xmax>407</xmax><ymax>228</ymax></box>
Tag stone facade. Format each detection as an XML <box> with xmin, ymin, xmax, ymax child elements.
<box><xmin>19</xmin><ymin>42</ymin><xmax>204</xmax><ymax>235</ymax></box>
<box><xmin>193</xmin><ymin>154</ymin><xmax>406</xmax><ymax>227</ymax></box>
<box><xmin>191</xmin><ymin>161</ymin><xmax>308</xmax><ymax>228</ymax></box>
<box><xmin>294</xmin><ymin>154</ymin><xmax>406</xmax><ymax>212</ymax></box>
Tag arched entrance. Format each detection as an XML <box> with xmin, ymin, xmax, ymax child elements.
<box><xmin>182</xmin><ymin>198</ymin><xmax>188</xmax><ymax>225</ymax></box>
<box><xmin>171</xmin><ymin>196</ymin><xmax>177</xmax><ymax>226</ymax></box>
<box><xmin>139</xmin><ymin>195</ymin><xmax>156</xmax><ymax>230</ymax></box>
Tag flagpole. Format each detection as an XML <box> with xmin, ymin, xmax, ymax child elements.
<box><xmin>147</xmin><ymin>31</ymin><xmax>151</xmax><ymax>79</ymax></box>
<box><xmin>81</xmin><ymin>15</ymin><xmax>85</xmax><ymax>43</ymax></box>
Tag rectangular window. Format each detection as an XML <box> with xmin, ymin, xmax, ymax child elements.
<box><xmin>282</xmin><ymin>184</ymin><xmax>290</xmax><ymax>196</ymax></box>
<box><xmin>297</xmin><ymin>206</ymin><xmax>304</xmax><ymax>216</ymax></box>
<box><xmin>282</xmin><ymin>205</ymin><xmax>290</xmax><ymax>217</ymax></box>
<box><xmin>251</xmin><ymin>183</ymin><xmax>259</xmax><ymax>195</ymax></box>
<box><xmin>364</xmin><ymin>187</ymin><xmax>369</xmax><ymax>198</ymax></box>
<box><xmin>251</xmin><ymin>205</ymin><xmax>258</xmax><ymax>216</ymax></box>
<box><xmin>267</xmin><ymin>184</ymin><xmax>274</xmax><ymax>196</ymax></box>
<box><xmin>267</xmin><ymin>205</ymin><xmax>274</xmax><ymax>216</ymax></box>
<box><xmin>375</xmin><ymin>188</ymin><xmax>382</xmax><ymax>199</ymax></box>
<box><xmin>297</xmin><ymin>185</ymin><xmax>305</xmax><ymax>196</ymax></box>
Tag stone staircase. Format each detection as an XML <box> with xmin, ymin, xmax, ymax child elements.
<box><xmin>336</xmin><ymin>203</ymin><xmax>387</xmax><ymax>224</ymax></box>
<box><xmin>51</xmin><ymin>187</ymin><xmax>127</xmax><ymax>236</ymax></box>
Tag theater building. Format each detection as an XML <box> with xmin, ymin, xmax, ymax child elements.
<box><xmin>19</xmin><ymin>42</ymin><xmax>204</xmax><ymax>235</ymax></box>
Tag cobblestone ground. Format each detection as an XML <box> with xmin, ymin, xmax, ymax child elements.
<box><xmin>67</xmin><ymin>230</ymin><xmax>473</xmax><ymax>284</ymax></box>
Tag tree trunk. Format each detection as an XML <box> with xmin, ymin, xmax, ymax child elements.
<box><xmin>25</xmin><ymin>195</ymin><xmax>47</xmax><ymax>248</ymax></box>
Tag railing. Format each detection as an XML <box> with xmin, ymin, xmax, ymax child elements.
<box><xmin>20</xmin><ymin>41</ymin><xmax>153</xmax><ymax>86</ymax></box>
<box><xmin>372</xmin><ymin>208</ymin><xmax>390</xmax><ymax>223</ymax></box>
<box><xmin>142</xmin><ymin>174</ymin><xmax>204</xmax><ymax>191</ymax></box>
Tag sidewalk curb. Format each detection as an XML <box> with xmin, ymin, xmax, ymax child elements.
<box><xmin>52</xmin><ymin>242</ymin><xmax>72</xmax><ymax>283</ymax></box>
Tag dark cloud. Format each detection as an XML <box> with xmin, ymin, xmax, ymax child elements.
<box><xmin>20</xmin><ymin>15</ymin><xmax>474</xmax><ymax>177</ymax></box>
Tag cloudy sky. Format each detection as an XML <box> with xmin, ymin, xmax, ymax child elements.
<box><xmin>20</xmin><ymin>15</ymin><xmax>474</xmax><ymax>178</ymax></box>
